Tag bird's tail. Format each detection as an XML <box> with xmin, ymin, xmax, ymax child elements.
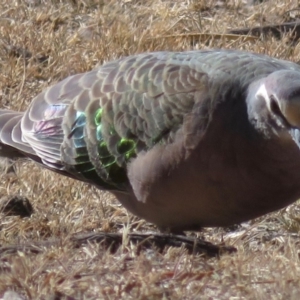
<box><xmin>0</xmin><ymin>110</ymin><xmax>40</xmax><ymax>162</ymax></box>
<box><xmin>0</xmin><ymin>108</ymin><xmax>87</xmax><ymax>182</ymax></box>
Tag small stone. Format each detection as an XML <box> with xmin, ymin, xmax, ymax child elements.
<box><xmin>0</xmin><ymin>195</ymin><xmax>33</xmax><ymax>218</ymax></box>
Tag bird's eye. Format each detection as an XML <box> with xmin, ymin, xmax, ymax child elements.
<box><xmin>269</xmin><ymin>95</ymin><xmax>281</xmax><ymax>116</ymax></box>
<box><xmin>269</xmin><ymin>95</ymin><xmax>291</xmax><ymax>128</ymax></box>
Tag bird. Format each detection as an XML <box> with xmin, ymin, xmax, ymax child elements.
<box><xmin>1</xmin><ymin>49</ymin><xmax>300</xmax><ymax>234</ymax></box>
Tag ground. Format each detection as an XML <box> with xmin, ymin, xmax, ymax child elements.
<box><xmin>1</xmin><ymin>0</ymin><xmax>300</xmax><ymax>299</ymax></box>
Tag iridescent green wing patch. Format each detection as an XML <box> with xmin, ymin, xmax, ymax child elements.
<box><xmin>93</xmin><ymin>107</ymin><xmax>139</xmax><ymax>189</ymax></box>
<box><xmin>63</xmin><ymin>110</ymin><xmax>117</xmax><ymax>190</ymax></box>
<box><xmin>117</xmin><ymin>138</ymin><xmax>136</xmax><ymax>162</ymax></box>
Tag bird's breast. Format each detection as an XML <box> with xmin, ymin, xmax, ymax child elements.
<box><xmin>123</xmin><ymin>128</ymin><xmax>300</xmax><ymax>230</ymax></box>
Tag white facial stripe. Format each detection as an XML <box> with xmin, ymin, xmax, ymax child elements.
<box><xmin>255</xmin><ymin>83</ymin><xmax>271</xmax><ymax>109</ymax></box>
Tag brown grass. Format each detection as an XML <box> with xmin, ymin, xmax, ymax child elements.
<box><xmin>1</xmin><ymin>0</ymin><xmax>300</xmax><ymax>299</ymax></box>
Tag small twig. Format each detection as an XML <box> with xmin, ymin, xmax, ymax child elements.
<box><xmin>148</xmin><ymin>33</ymin><xmax>257</xmax><ymax>42</ymax></box>
<box><xmin>72</xmin><ymin>232</ymin><xmax>236</xmax><ymax>256</ymax></box>
<box><xmin>228</xmin><ymin>21</ymin><xmax>300</xmax><ymax>41</ymax></box>
<box><xmin>0</xmin><ymin>231</ymin><xmax>237</xmax><ymax>257</ymax></box>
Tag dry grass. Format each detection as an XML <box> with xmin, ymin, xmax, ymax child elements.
<box><xmin>1</xmin><ymin>0</ymin><xmax>300</xmax><ymax>299</ymax></box>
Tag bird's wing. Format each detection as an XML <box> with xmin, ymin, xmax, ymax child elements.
<box><xmin>13</xmin><ymin>52</ymin><xmax>212</xmax><ymax>189</ymax></box>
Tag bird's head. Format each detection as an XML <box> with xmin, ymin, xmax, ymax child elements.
<box><xmin>255</xmin><ymin>70</ymin><xmax>300</xmax><ymax>129</ymax></box>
